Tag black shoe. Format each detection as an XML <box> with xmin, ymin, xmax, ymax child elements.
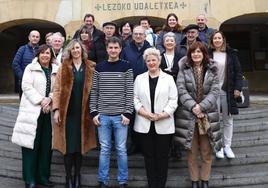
<box><xmin>41</xmin><ymin>180</ymin><xmax>55</xmax><ymax>187</ymax></box>
<box><xmin>74</xmin><ymin>174</ymin><xmax>81</xmax><ymax>188</ymax></box>
<box><xmin>192</xmin><ymin>181</ymin><xmax>200</xmax><ymax>188</ymax></box>
<box><xmin>201</xmin><ymin>180</ymin><xmax>209</xmax><ymax>188</ymax></box>
<box><xmin>25</xmin><ymin>183</ymin><xmax>36</xmax><ymax>188</ymax></box>
<box><xmin>119</xmin><ymin>183</ymin><xmax>127</xmax><ymax>188</ymax></box>
<box><xmin>99</xmin><ymin>182</ymin><xmax>108</xmax><ymax>188</ymax></box>
<box><xmin>66</xmin><ymin>176</ymin><xmax>73</xmax><ymax>188</ymax></box>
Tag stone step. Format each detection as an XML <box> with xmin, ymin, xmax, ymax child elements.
<box><xmin>1</xmin><ymin>126</ymin><xmax>268</xmax><ymax>158</ymax></box>
<box><xmin>1</xmin><ymin>154</ymin><xmax>268</xmax><ymax>188</ymax></box>
<box><xmin>2</xmin><ymin>130</ymin><xmax>267</xmax><ymax>150</ymax></box>
<box><xmin>0</xmin><ymin>105</ymin><xmax>18</xmax><ymax>117</ymax></box>
<box><xmin>1</xmin><ymin>139</ymin><xmax>268</xmax><ymax>169</ymax></box>
<box><xmin>1</xmin><ymin>115</ymin><xmax>268</xmax><ymax>138</ymax></box>
<box><xmin>1</xmin><ymin>173</ymin><xmax>268</xmax><ymax>188</ymax></box>
<box><xmin>232</xmin><ymin>118</ymin><xmax>268</xmax><ymax>133</ymax></box>
<box><xmin>233</xmin><ymin>107</ymin><xmax>268</xmax><ymax>120</ymax></box>
<box><xmin>227</xmin><ymin>185</ymin><xmax>268</xmax><ymax>188</ymax></box>
<box><xmin>1</xmin><ymin>105</ymin><xmax>268</xmax><ymax>120</ymax></box>
<box><xmin>231</xmin><ymin>129</ymin><xmax>268</xmax><ymax>148</ymax></box>
<box><xmin>1</xmin><ymin>104</ymin><xmax>268</xmax><ymax>187</ymax></box>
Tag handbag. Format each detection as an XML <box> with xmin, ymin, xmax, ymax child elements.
<box><xmin>197</xmin><ymin>115</ymin><xmax>210</xmax><ymax>135</ymax></box>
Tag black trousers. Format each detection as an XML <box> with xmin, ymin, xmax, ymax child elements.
<box><xmin>138</xmin><ymin>125</ymin><xmax>172</xmax><ymax>188</ymax></box>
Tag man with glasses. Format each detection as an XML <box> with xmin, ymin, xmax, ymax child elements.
<box><xmin>121</xmin><ymin>25</ymin><xmax>151</xmax><ymax>155</ymax></box>
<box><xmin>121</xmin><ymin>25</ymin><xmax>151</xmax><ymax>79</ymax></box>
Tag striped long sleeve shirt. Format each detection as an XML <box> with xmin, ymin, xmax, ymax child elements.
<box><xmin>89</xmin><ymin>59</ymin><xmax>134</xmax><ymax>119</ymax></box>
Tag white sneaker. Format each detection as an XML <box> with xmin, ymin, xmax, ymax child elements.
<box><xmin>216</xmin><ymin>148</ymin><xmax>224</xmax><ymax>159</ymax></box>
<box><xmin>224</xmin><ymin>145</ymin><xmax>235</xmax><ymax>158</ymax></box>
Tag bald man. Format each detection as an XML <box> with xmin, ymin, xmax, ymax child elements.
<box><xmin>12</xmin><ymin>30</ymin><xmax>40</xmax><ymax>97</ymax></box>
<box><xmin>196</xmin><ymin>14</ymin><xmax>215</xmax><ymax>46</ymax></box>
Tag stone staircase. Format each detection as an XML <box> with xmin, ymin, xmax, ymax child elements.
<box><xmin>0</xmin><ymin>104</ymin><xmax>268</xmax><ymax>188</ymax></box>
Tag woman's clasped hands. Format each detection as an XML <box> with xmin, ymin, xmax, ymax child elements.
<box><xmin>41</xmin><ymin>97</ymin><xmax>51</xmax><ymax>114</ymax></box>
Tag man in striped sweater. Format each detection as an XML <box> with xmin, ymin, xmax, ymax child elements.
<box><xmin>89</xmin><ymin>36</ymin><xmax>134</xmax><ymax>188</ymax></box>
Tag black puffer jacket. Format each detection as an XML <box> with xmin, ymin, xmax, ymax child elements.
<box><xmin>208</xmin><ymin>47</ymin><xmax>243</xmax><ymax>115</ymax></box>
<box><xmin>88</xmin><ymin>34</ymin><xmax>107</xmax><ymax>63</ymax></box>
<box><xmin>174</xmin><ymin>57</ymin><xmax>222</xmax><ymax>153</ymax></box>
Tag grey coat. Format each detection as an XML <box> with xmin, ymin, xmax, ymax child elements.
<box><xmin>174</xmin><ymin>57</ymin><xmax>222</xmax><ymax>153</ymax></box>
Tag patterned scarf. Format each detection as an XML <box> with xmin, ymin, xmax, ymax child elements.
<box><xmin>193</xmin><ymin>65</ymin><xmax>204</xmax><ymax>103</ymax></box>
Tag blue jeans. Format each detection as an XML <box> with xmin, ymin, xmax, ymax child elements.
<box><xmin>98</xmin><ymin>115</ymin><xmax>128</xmax><ymax>185</ymax></box>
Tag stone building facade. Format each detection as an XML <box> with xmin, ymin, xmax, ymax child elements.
<box><xmin>0</xmin><ymin>0</ymin><xmax>267</xmax><ymax>92</ymax></box>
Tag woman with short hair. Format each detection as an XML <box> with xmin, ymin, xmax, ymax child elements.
<box><xmin>134</xmin><ymin>47</ymin><xmax>178</xmax><ymax>188</ymax></box>
<box><xmin>160</xmin><ymin>31</ymin><xmax>180</xmax><ymax>80</ymax></box>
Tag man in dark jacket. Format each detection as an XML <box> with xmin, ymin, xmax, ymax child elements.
<box><xmin>178</xmin><ymin>24</ymin><xmax>204</xmax><ymax>62</ymax></box>
<box><xmin>12</xmin><ymin>30</ymin><xmax>40</xmax><ymax>97</ymax></box>
<box><xmin>196</xmin><ymin>14</ymin><xmax>215</xmax><ymax>46</ymax></box>
<box><xmin>121</xmin><ymin>25</ymin><xmax>151</xmax><ymax>155</ymax></box>
<box><xmin>121</xmin><ymin>25</ymin><xmax>151</xmax><ymax>79</ymax></box>
<box><xmin>89</xmin><ymin>22</ymin><xmax>118</xmax><ymax>63</ymax></box>
<box><xmin>73</xmin><ymin>13</ymin><xmax>104</xmax><ymax>42</ymax></box>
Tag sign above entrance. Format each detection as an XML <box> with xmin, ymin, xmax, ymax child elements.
<box><xmin>94</xmin><ymin>1</ymin><xmax>187</xmax><ymax>11</ymax></box>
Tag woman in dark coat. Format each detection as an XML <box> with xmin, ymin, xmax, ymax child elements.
<box><xmin>160</xmin><ymin>32</ymin><xmax>180</xmax><ymax>80</ymax></box>
<box><xmin>175</xmin><ymin>41</ymin><xmax>222</xmax><ymax>188</ymax></box>
<box><xmin>77</xmin><ymin>24</ymin><xmax>92</xmax><ymax>55</ymax></box>
<box><xmin>53</xmin><ymin>39</ymin><xmax>96</xmax><ymax>188</ymax></box>
<box><xmin>159</xmin><ymin>31</ymin><xmax>181</xmax><ymax>159</ymax></box>
<box><xmin>119</xmin><ymin>21</ymin><xmax>133</xmax><ymax>47</ymax></box>
<box><xmin>209</xmin><ymin>31</ymin><xmax>243</xmax><ymax>159</ymax></box>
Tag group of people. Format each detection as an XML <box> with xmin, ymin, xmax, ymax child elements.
<box><xmin>11</xmin><ymin>12</ymin><xmax>243</xmax><ymax>188</ymax></box>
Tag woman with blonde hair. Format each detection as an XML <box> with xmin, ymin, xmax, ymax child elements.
<box><xmin>53</xmin><ymin>39</ymin><xmax>96</xmax><ymax>188</ymax></box>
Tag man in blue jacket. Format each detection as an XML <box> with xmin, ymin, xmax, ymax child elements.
<box><xmin>121</xmin><ymin>25</ymin><xmax>151</xmax><ymax>155</ymax></box>
<box><xmin>196</xmin><ymin>14</ymin><xmax>215</xmax><ymax>46</ymax></box>
<box><xmin>121</xmin><ymin>25</ymin><xmax>151</xmax><ymax>79</ymax></box>
<box><xmin>12</xmin><ymin>30</ymin><xmax>40</xmax><ymax>97</ymax></box>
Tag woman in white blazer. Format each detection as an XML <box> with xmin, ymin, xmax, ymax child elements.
<box><xmin>134</xmin><ymin>47</ymin><xmax>178</xmax><ymax>188</ymax></box>
<box><xmin>11</xmin><ymin>44</ymin><xmax>58</xmax><ymax>188</ymax></box>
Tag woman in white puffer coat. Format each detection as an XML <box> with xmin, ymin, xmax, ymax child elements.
<box><xmin>11</xmin><ymin>44</ymin><xmax>58</xmax><ymax>188</ymax></box>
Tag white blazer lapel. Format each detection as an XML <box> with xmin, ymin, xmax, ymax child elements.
<box><xmin>143</xmin><ymin>72</ymin><xmax>151</xmax><ymax>104</ymax></box>
<box><xmin>154</xmin><ymin>70</ymin><xmax>164</xmax><ymax>102</ymax></box>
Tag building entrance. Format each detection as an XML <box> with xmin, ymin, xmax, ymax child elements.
<box><xmin>0</xmin><ymin>19</ymin><xmax>65</xmax><ymax>93</ymax></box>
<box><xmin>220</xmin><ymin>13</ymin><xmax>268</xmax><ymax>92</ymax></box>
